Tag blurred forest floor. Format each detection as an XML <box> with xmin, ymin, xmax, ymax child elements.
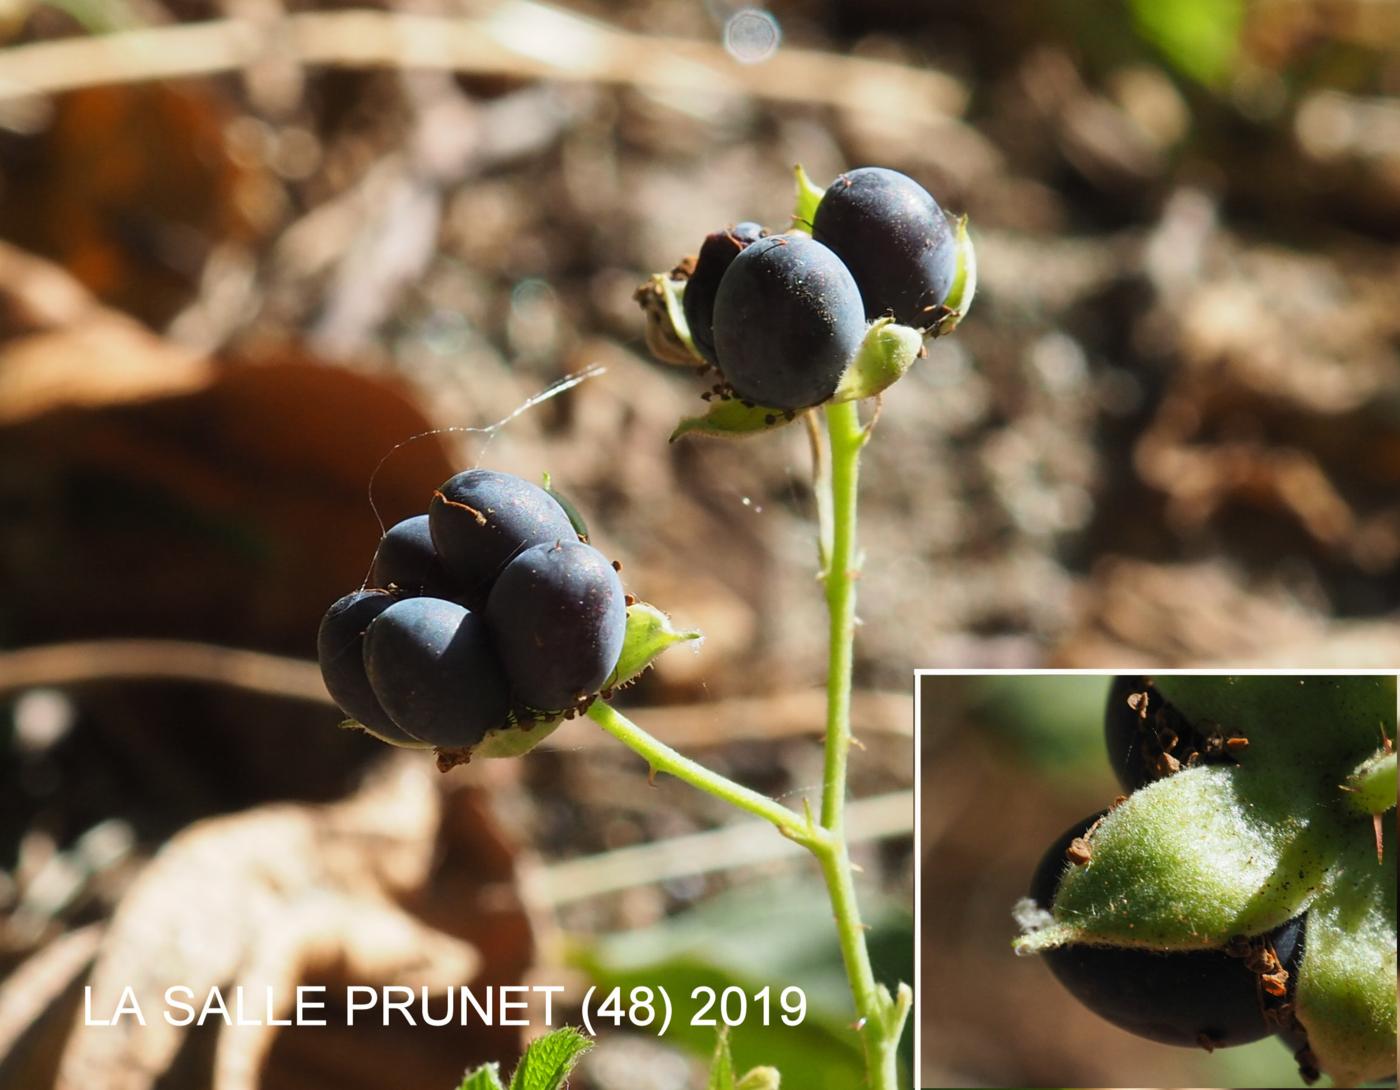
<box><xmin>0</xmin><ymin>0</ymin><xmax>1397</xmax><ymax>1087</ymax></box>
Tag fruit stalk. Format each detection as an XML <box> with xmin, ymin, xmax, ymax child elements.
<box><xmin>585</xmin><ymin>701</ymin><xmax>824</xmax><ymax>847</ymax></box>
<box><xmin>816</xmin><ymin>397</ymin><xmax>904</xmax><ymax>1090</ymax></box>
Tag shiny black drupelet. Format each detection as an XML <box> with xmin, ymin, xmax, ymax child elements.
<box><xmin>812</xmin><ymin>166</ymin><xmax>958</xmax><ymax>330</ymax></box>
<box><xmin>712</xmin><ymin>234</ymin><xmax>865</xmax><ymax>410</ymax></box>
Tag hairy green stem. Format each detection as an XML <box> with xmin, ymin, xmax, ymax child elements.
<box><xmin>591</xmin><ymin>693</ymin><xmax>901</xmax><ymax>1088</ymax></box>
<box><xmin>806</xmin><ymin>412</ymin><xmax>834</xmax><ymax>571</ymax></box>
<box><xmin>586</xmin><ymin>701</ymin><xmax>824</xmax><ymax>848</ymax></box>
<box><xmin>591</xmin><ymin>397</ymin><xmax>904</xmax><ymax>1089</ymax></box>
<box><xmin>818</xmin><ymin>398</ymin><xmax>903</xmax><ymax>1090</ymax></box>
<box><xmin>820</xmin><ymin>399</ymin><xmax>863</xmax><ymax>833</ymax></box>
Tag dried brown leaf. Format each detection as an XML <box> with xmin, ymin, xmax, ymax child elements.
<box><xmin>47</xmin><ymin>759</ymin><xmax>487</xmax><ymax>1090</ymax></box>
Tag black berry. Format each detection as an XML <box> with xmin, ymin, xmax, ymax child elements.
<box><xmin>371</xmin><ymin>514</ymin><xmax>457</xmax><ymax>598</ymax></box>
<box><xmin>361</xmin><ymin>596</ymin><xmax>509</xmax><ymax>748</ymax></box>
<box><xmin>317</xmin><ymin>590</ymin><xmax>418</xmax><ymax>744</ymax></box>
<box><xmin>485</xmin><ymin>539</ymin><xmax>626</xmax><ymax>713</ymax></box>
<box><xmin>712</xmin><ymin>234</ymin><xmax>865</xmax><ymax>410</ymax></box>
<box><xmin>812</xmin><ymin>166</ymin><xmax>957</xmax><ymax>329</ymax></box>
<box><xmin>683</xmin><ymin>221</ymin><xmax>765</xmax><ymax>365</ymax></box>
<box><xmin>1104</xmin><ymin>675</ymin><xmax>1156</xmax><ymax>791</ymax></box>
<box><xmin>428</xmin><ymin>469</ymin><xmax>576</xmax><ymax>608</ymax></box>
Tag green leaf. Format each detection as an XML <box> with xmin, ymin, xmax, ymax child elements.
<box><xmin>670</xmin><ymin>399</ymin><xmax>803</xmax><ymax>442</ymax></box>
<box><xmin>831</xmin><ymin>319</ymin><xmax>923</xmax><ymax>403</ymax></box>
<box><xmin>736</xmin><ymin>1067</ymin><xmax>781</xmax><ymax>1090</ymax></box>
<box><xmin>506</xmin><ymin>1026</ymin><xmax>593</xmax><ymax>1090</ymax></box>
<box><xmin>1295</xmin><ymin>821</ymin><xmax>1397</xmax><ymax>1086</ymax></box>
<box><xmin>708</xmin><ymin>1026</ymin><xmax>736</xmax><ymax>1090</ymax></box>
<box><xmin>605</xmin><ymin>600</ymin><xmax>702</xmax><ymax>690</ymax></box>
<box><xmin>791</xmin><ymin>164</ymin><xmax>824</xmax><ymax>233</ymax></box>
<box><xmin>457</xmin><ymin>1062</ymin><xmax>506</xmax><ymax>1090</ymax></box>
<box><xmin>1127</xmin><ymin>0</ymin><xmax>1243</xmax><ymax>86</ymax></box>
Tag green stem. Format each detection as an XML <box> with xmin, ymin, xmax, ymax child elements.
<box><xmin>815</xmin><ymin>833</ymin><xmax>902</xmax><ymax>1088</ymax></box>
<box><xmin>806</xmin><ymin>412</ymin><xmax>834</xmax><ymax>571</ymax></box>
<box><xmin>817</xmin><ymin>398</ymin><xmax>904</xmax><ymax>1090</ymax></box>
<box><xmin>820</xmin><ymin>399</ymin><xmax>863</xmax><ymax>833</ymax></box>
<box><xmin>586</xmin><ymin>701</ymin><xmax>825</xmax><ymax>848</ymax></box>
<box><xmin>590</xmin><ymin>693</ymin><xmax>902</xmax><ymax>1088</ymax></box>
<box><xmin>591</xmin><ymin>396</ymin><xmax>904</xmax><ymax>1088</ymax></box>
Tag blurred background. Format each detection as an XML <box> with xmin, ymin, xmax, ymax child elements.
<box><xmin>0</xmin><ymin>0</ymin><xmax>1396</xmax><ymax>1087</ymax></box>
<box><xmin>917</xmin><ymin>672</ymin><xmax>1393</xmax><ymax>1089</ymax></box>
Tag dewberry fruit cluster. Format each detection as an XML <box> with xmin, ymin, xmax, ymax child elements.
<box><xmin>678</xmin><ymin>167</ymin><xmax>960</xmax><ymax>412</ymax></box>
<box><xmin>317</xmin><ymin>469</ymin><xmax>627</xmax><ymax>753</ymax></box>
<box><xmin>1028</xmin><ymin>677</ymin><xmax>1320</xmax><ymax>1079</ymax></box>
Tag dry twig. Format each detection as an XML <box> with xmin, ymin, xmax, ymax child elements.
<box><xmin>522</xmin><ymin>789</ymin><xmax>913</xmax><ymax>907</ymax></box>
<box><xmin>0</xmin><ymin>639</ymin><xmax>910</xmax><ymax>747</ymax></box>
<box><xmin>0</xmin><ymin>2</ymin><xmax>965</xmax><ymax>121</ymax></box>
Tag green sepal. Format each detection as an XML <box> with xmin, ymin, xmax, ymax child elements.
<box><xmin>929</xmin><ymin>215</ymin><xmax>976</xmax><ymax>338</ymax></box>
<box><xmin>471</xmin><ymin>714</ymin><xmax>569</xmax><ymax>759</ymax></box>
<box><xmin>1345</xmin><ymin>750</ymin><xmax>1397</xmax><ymax>816</ymax></box>
<box><xmin>831</xmin><ymin>318</ymin><xmax>923</xmax><ymax>403</ymax></box>
<box><xmin>606</xmin><ymin>600</ymin><xmax>702</xmax><ymax>689</ymax></box>
<box><xmin>1295</xmin><ymin>820</ymin><xmax>1397</xmax><ymax>1086</ymax></box>
<box><xmin>670</xmin><ymin>398</ymin><xmax>802</xmax><ymax>441</ymax></box>
<box><xmin>669</xmin><ymin>317</ymin><xmax>925</xmax><ymax>435</ymax></box>
<box><xmin>791</xmin><ymin>164</ymin><xmax>824</xmax><ymax>233</ymax></box>
<box><xmin>1027</xmin><ymin>766</ymin><xmax>1328</xmax><ymax>950</ymax></box>
<box><xmin>461</xmin><ymin>602</ymin><xmax>700</xmax><ymax>760</ymax></box>
<box><xmin>540</xmin><ymin>471</ymin><xmax>590</xmax><ymax>541</ymax></box>
<box><xmin>1152</xmin><ymin>675</ymin><xmax>1396</xmax><ymax>785</ymax></box>
<box><xmin>506</xmin><ymin>1026</ymin><xmax>593</xmax><ymax>1090</ymax></box>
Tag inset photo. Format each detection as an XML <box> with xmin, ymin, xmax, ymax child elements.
<box><xmin>915</xmin><ymin>672</ymin><xmax>1397</xmax><ymax>1090</ymax></box>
